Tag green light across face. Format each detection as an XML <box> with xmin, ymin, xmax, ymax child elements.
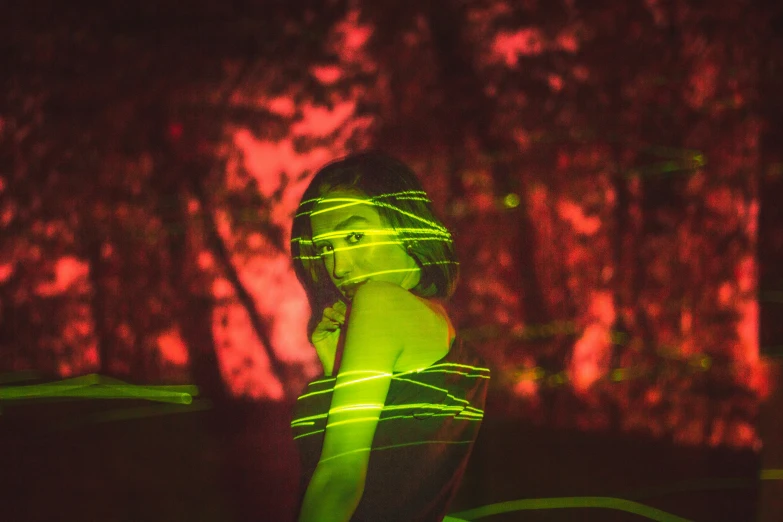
<box><xmin>303</xmin><ymin>198</ymin><xmax>377</xmax><ymax>218</ymax></box>
<box><xmin>295</xmin><ymin>191</ymin><xmax>455</xmax><ymax>296</ymax></box>
<box><xmin>294</xmin><ymin>193</ymin><xmax>452</xmax><ymax>238</ymax></box>
<box><xmin>298</xmin><ymin>190</ymin><xmax>430</xmax><ymax>207</ymax></box>
<box><xmin>292</xmin><ymin>244</ymin><xmax>456</xmax><ymax>262</ymax></box>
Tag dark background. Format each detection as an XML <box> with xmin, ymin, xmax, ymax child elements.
<box><xmin>2</xmin><ymin>1</ymin><xmax>782</xmax><ymax>520</ymax></box>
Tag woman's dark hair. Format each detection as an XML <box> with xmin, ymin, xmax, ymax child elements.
<box><xmin>290</xmin><ymin>151</ymin><xmax>459</xmax><ymax>337</ymax></box>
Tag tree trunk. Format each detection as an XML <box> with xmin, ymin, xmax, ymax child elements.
<box><xmin>147</xmin><ymin>109</ymin><xmax>231</xmax><ymax>403</ymax></box>
<box><xmin>189</xmin><ymin>176</ymin><xmax>292</xmax><ymax>395</ymax></box>
<box><xmin>83</xmin><ymin>228</ymin><xmax>114</xmax><ymax>377</ymax></box>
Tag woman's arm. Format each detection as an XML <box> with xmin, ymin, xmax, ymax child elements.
<box><xmin>311</xmin><ymin>300</ymin><xmax>347</xmax><ymax>376</ymax></box>
<box><xmin>297</xmin><ymin>456</ymin><xmax>365</xmax><ymax>522</ymax></box>
<box><xmin>298</xmin><ymin>281</ymin><xmax>406</xmax><ymax>522</ymax></box>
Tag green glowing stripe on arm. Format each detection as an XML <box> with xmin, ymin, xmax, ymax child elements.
<box><xmin>292</xmin><ymin>400</ymin><xmax>485</xmax><ymax>439</ymax></box>
<box><xmin>292</xmin><ymin>411</ymin><xmax>484</xmax><ymax>440</ymax></box>
<box><xmin>333</xmin><ymin>371</ymin><xmax>392</xmax><ymax>389</ymax></box>
<box><xmin>329</xmin><ymin>403</ymin><xmax>384</xmax><ymax>414</ymax></box>
<box><xmin>448</xmin><ymin>497</ymin><xmax>693</xmax><ymax>521</ymax></box>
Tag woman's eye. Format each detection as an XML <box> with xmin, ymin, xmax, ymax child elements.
<box><xmin>317</xmin><ymin>244</ymin><xmax>333</xmax><ymax>255</ymax></box>
<box><xmin>345</xmin><ymin>232</ymin><xmax>364</xmax><ymax>244</ymax></box>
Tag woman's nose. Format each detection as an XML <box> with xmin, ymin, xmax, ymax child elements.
<box><xmin>332</xmin><ymin>250</ymin><xmax>353</xmax><ymax>279</ymax></box>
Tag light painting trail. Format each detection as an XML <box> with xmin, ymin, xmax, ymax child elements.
<box><xmin>291</xmin><ymin>362</ymin><xmax>489</xmax><ymax>448</ymax></box>
<box><xmin>0</xmin><ymin>373</ymin><xmax>198</xmax><ymax>405</ymax></box>
<box><xmin>446</xmin><ymin>496</ymin><xmax>694</xmax><ymax>521</ymax></box>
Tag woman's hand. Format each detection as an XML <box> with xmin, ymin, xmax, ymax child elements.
<box><xmin>311</xmin><ymin>300</ymin><xmax>347</xmax><ymax>376</ymax></box>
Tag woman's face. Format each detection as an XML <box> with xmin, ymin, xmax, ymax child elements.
<box><xmin>310</xmin><ymin>189</ymin><xmax>421</xmax><ymax>301</ymax></box>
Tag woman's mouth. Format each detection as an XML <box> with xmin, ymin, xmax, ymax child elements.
<box><xmin>341</xmin><ymin>281</ymin><xmax>366</xmax><ymax>298</ymax></box>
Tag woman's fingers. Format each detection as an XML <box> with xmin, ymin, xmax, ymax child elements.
<box><xmin>312</xmin><ymin>302</ymin><xmax>347</xmax><ymax>342</ymax></box>
<box><xmin>324</xmin><ymin>306</ymin><xmax>345</xmax><ymax>324</ymax></box>
<box><xmin>313</xmin><ymin>308</ymin><xmax>344</xmax><ymax>338</ymax></box>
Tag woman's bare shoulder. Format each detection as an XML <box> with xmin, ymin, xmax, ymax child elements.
<box><xmin>351</xmin><ymin>280</ymin><xmax>416</xmax><ymax>305</ymax></box>
<box><xmin>351</xmin><ymin>280</ymin><xmax>453</xmax><ymax>357</ymax></box>
<box><xmin>350</xmin><ymin>281</ymin><xmax>438</xmax><ymax>323</ymax></box>
<box><xmin>354</xmin><ymin>280</ymin><xmax>441</xmax><ymax>307</ymax></box>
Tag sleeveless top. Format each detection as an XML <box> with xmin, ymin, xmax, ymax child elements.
<box><xmin>291</xmin><ymin>335</ymin><xmax>490</xmax><ymax>522</ymax></box>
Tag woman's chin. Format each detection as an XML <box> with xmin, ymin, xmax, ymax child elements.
<box><xmin>341</xmin><ymin>280</ymin><xmax>369</xmax><ymax>299</ymax></box>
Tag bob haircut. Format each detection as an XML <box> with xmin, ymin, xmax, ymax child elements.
<box><xmin>290</xmin><ymin>152</ymin><xmax>459</xmax><ymax>337</ymax></box>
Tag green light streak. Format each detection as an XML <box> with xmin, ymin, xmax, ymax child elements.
<box><xmin>421</xmin><ymin>260</ymin><xmax>460</xmax><ymax>266</ymax></box>
<box><xmin>293</xmin><ymin>240</ymin><xmax>454</xmax><ymax>261</ymax></box>
<box><xmin>373</xmin><ymin>191</ymin><xmax>430</xmax><ymax>200</ymax></box>
<box><xmin>340</xmin><ymin>268</ymin><xmax>421</xmax><ymax>285</ymax></box>
<box><xmin>314</xmin><ymin>240</ymin><xmax>406</xmax><ymax>253</ymax></box>
<box><xmin>332</xmin><ymin>370</ymin><xmax>391</xmax><ymax>391</ymax></box>
<box><xmin>503</xmin><ymin>193</ymin><xmax>521</xmax><ymax>208</ymax></box>
<box><xmin>326</xmin><ymin>415</ymin><xmax>388</xmax><ymax>429</ymax></box>
<box><xmin>364</xmin><ymin>199</ymin><xmax>451</xmax><ymax>233</ymax></box>
<box><xmin>293</xmin><ymin>407</ymin><xmax>484</xmax><ymax>438</ymax></box>
<box><xmin>316</xmin><ymin>438</ymin><xmax>476</xmax><ymax>466</ymax></box>
<box><xmin>323</xmin><ymin>403</ymin><xmax>477</xmax><ymax>429</ymax></box>
<box><xmin>297</xmin><ymin>376</ymin><xmax>489</xmax><ymax>404</ymax></box>
<box><xmin>292</xmin><ymin>400</ymin><xmax>481</xmax><ymax>429</ymax></box>
<box><xmin>291</xmin><ymin>362</ymin><xmax>489</xmax><ymax>440</ymax></box>
<box><xmin>329</xmin><ymin>403</ymin><xmax>384</xmax><ymax>415</ymax></box>
<box><xmin>0</xmin><ymin>374</ymin><xmax>197</xmax><ymax>405</ymax></box>
<box><xmin>391</xmin><ymin>377</ymin><xmax>474</xmax><ymax>405</ymax></box>
<box><xmin>413</xmin><ymin>366</ymin><xmax>491</xmax><ymax>378</ymax></box>
<box><xmin>334</xmin><ymin>369</ymin><xmax>389</xmax><ymax>376</ymax></box>
<box><xmin>308</xmin><ymin>362</ymin><xmax>490</xmax><ymax>383</ymax></box>
<box><xmin>448</xmin><ymin>496</ymin><xmax>693</xmax><ymax>521</ymax></box>
<box><xmin>307</xmin><ymin>227</ymin><xmax>452</xmax><ymax>243</ymax></box>
<box><xmin>395</xmin><ymin>196</ymin><xmax>430</xmax><ymax>201</ymax></box>
<box><xmin>761</xmin><ymin>469</ymin><xmax>783</xmax><ymax>480</ymax></box>
<box><xmin>296</xmin><ymin>196</ymin><xmax>451</xmax><ymax>236</ymax></box>
<box><xmin>298</xmin><ymin>190</ymin><xmax>430</xmax><ymax>207</ymax></box>
<box><xmin>305</xmin><ymin>198</ymin><xmax>378</xmax><ymax>217</ymax></box>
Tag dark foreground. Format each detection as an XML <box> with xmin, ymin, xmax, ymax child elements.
<box><xmin>0</xmin><ymin>392</ymin><xmax>759</xmax><ymax>522</ymax></box>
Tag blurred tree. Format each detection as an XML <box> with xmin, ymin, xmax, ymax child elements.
<box><xmin>0</xmin><ymin>0</ymin><xmax>778</xmax><ymax>453</ymax></box>
<box><xmin>0</xmin><ymin>0</ymin><xmax>354</xmax><ymax>397</ymax></box>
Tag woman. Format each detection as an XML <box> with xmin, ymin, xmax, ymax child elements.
<box><xmin>290</xmin><ymin>152</ymin><xmax>489</xmax><ymax>522</ymax></box>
